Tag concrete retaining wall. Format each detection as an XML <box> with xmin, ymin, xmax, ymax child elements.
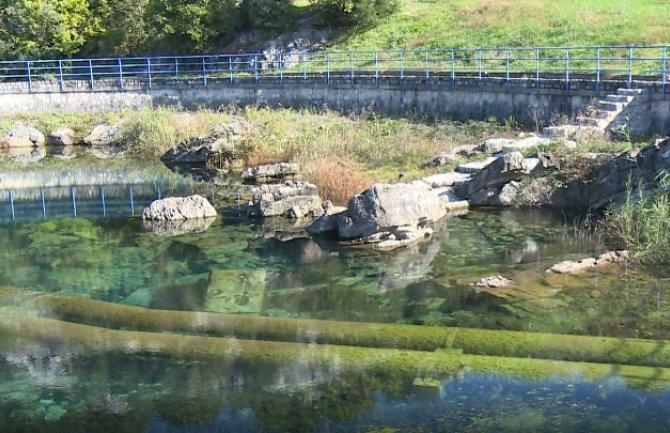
<box><xmin>0</xmin><ymin>77</ymin><xmax>668</xmax><ymax>134</ymax></box>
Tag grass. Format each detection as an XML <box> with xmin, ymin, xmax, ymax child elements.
<box><xmin>604</xmin><ymin>173</ymin><xmax>670</xmax><ymax>266</ymax></box>
<box><xmin>331</xmin><ymin>0</ymin><xmax>670</xmax><ymax>50</ymax></box>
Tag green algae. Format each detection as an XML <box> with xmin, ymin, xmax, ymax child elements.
<box><xmin>22</xmin><ymin>292</ymin><xmax>670</xmax><ymax>369</ymax></box>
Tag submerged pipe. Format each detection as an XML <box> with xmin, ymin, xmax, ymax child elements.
<box><xmin>21</xmin><ymin>292</ymin><xmax>670</xmax><ymax>368</ymax></box>
<box><xmin>1</xmin><ymin>310</ymin><xmax>670</xmax><ymax>392</ymax></box>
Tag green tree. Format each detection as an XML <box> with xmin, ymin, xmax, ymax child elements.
<box><xmin>86</xmin><ymin>0</ymin><xmax>151</xmax><ymax>55</ymax></box>
<box><xmin>238</xmin><ymin>0</ymin><xmax>296</xmax><ymax>33</ymax></box>
<box><xmin>0</xmin><ymin>0</ymin><xmax>99</xmax><ymax>59</ymax></box>
<box><xmin>311</xmin><ymin>0</ymin><xmax>399</xmax><ymax>29</ymax></box>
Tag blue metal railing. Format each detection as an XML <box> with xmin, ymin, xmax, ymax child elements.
<box><xmin>0</xmin><ymin>45</ymin><xmax>668</xmax><ymax>94</ymax></box>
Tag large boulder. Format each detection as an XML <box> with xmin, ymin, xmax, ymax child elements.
<box><xmin>5</xmin><ymin>126</ymin><xmax>45</xmax><ymax>147</ymax></box>
<box><xmin>141</xmin><ymin>195</ymin><xmax>217</xmax><ymax>221</ymax></box>
<box><xmin>337</xmin><ymin>182</ymin><xmax>448</xmax><ymax>240</ymax></box>
<box><xmin>47</xmin><ymin>127</ymin><xmax>77</xmax><ymax>146</ymax></box>
<box><xmin>307</xmin><ymin>202</ymin><xmax>348</xmax><ymax>235</ymax></box>
<box><xmin>457</xmin><ymin>152</ymin><xmax>539</xmax><ymax>198</ymax></box>
<box><xmin>248</xmin><ymin>181</ymin><xmax>322</xmax><ymax>218</ymax></box>
<box><xmin>242</xmin><ymin>162</ymin><xmax>300</xmax><ymax>184</ymax></box>
<box><xmin>83</xmin><ymin>123</ymin><xmax>124</xmax><ymax>147</ymax></box>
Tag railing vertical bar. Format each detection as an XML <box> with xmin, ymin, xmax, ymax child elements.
<box><xmin>505</xmin><ymin>48</ymin><xmax>510</xmax><ymax>85</ymax></box>
<box><xmin>40</xmin><ymin>189</ymin><xmax>46</xmax><ymax>218</ymax></box>
<box><xmin>175</xmin><ymin>58</ymin><xmax>179</xmax><ymax>79</ymax></box>
<box><xmin>58</xmin><ymin>60</ymin><xmax>64</xmax><ymax>91</ymax></box>
<box><xmin>596</xmin><ymin>47</ymin><xmax>600</xmax><ymax>91</ymax></box>
<box><xmin>71</xmin><ymin>187</ymin><xmax>77</xmax><ymax>217</ymax></box>
<box><xmin>565</xmin><ymin>48</ymin><xmax>570</xmax><ymax>91</ymax></box>
<box><xmin>279</xmin><ymin>51</ymin><xmax>284</xmax><ymax>82</ymax></box>
<box><xmin>129</xmin><ymin>187</ymin><xmax>135</xmax><ymax>216</ymax></box>
<box><xmin>663</xmin><ymin>46</ymin><xmax>668</xmax><ymax>95</ymax></box>
<box><xmin>477</xmin><ymin>48</ymin><xmax>482</xmax><ymax>86</ymax></box>
<box><xmin>117</xmin><ymin>58</ymin><xmax>124</xmax><ymax>89</ymax></box>
<box><xmin>451</xmin><ymin>49</ymin><xmax>456</xmax><ymax>86</ymax></box>
<box><xmin>400</xmin><ymin>50</ymin><xmax>404</xmax><ymax>86</ymax></box>
<box><xmin>101</xmin><ymin>187</ymin><xmax>106</xmax><ymax>217</ymax></box>
<box><xmin>349</xmin><ymin>51</ymin><xmax>354</xmax><ymax>82</ymax></box>
<box><xmin>535</xmin><ymin>48</ymin><xmax>540</xmax><ymax>89</ymax></box>
<box><xmin>202</xmin><ymin>57</ymin><xmax>208</xmax><ymax>86</ymax></box>
<box><xmin>424</xmin><ymin>49</ymin><xmax>429</xmax><ymax>87</ymax></box>
<box><xmin>628</xmin><ymin>46</ymin><xmax>633</xmax><ymax>88</ymax></box>
<box><xmin>228</xmin><ymin>56</ymin><xmax>234</xmax><ymax>83</ymax></box>
<box><xmin>26</xmin><ymin>61</ymin><xmax>32</xmax><ymax>92</ymax></box>
<box><xmin>88</xmin><ymin>59</ymin><xmax>94</xmax><ymax>90</ymax></box>
<box><xmin>374</xmin><ymin>51</ymin><xmax>379</xmax><ymax>84</ymax></box>
<box><xmin>9</xmin><ymin>191</ymin><xmax>15</xmax><ymax>221</ymax></box>
<box><xmin>303</xmin><ymin>53</ymin><xmax>307</xmax><ymax>82</ymax></box>
<box><xmin>253</xmin><ymin>54</ymin><xmax>259</xmax><ymax>81</ymax></box>
<box><xmin>326</xmin><ymin>52</ymin><xmax>330</xmax><ymax>85</ymax></box>
<box><xmin>147</xmin><ymin>58</ymin><xmax>152</xmax><ymax>88</ymax></box>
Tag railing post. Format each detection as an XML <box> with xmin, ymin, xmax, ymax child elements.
<box><xmin>202</xmin><ymin>57</ymin><xmax>208</xmax><ymax>86</ymax></box>
<box><xmin>40</xmin><ymin>189</ymin><xmax>46</xmax><ymax>218</ymax></box>
<box><xmin>628</xmin><ymin>46</ymin><xmax>633</xmax><ymax>88</ymax></box>
<box><xmin>565</xmin><ymin>48</ymin><xmax>570</xmax><ymax>91</ymax></box>
<box><xmin>450</xmin><ymin>49</ymin><xmax>456</xmax><ymax>87</ymax></box>
<box><xmin>117</xmin><ymin>58</ymin><xmax>124</xmax><ymax>90</ymax></box>
<box><xmin>596</xmin><ymin>47</ymin><xmax>600</xmax><ymax>91</ymax></box>
<box><xmin>349</xmin><ymin>51</ymin><xmax>354</xmax><ymax>82</ymax></box>
<box><xmin>399</xmin><ymin>50</ymin><xmax>404</xmax><ymax>86</ymax></box>
<box><xmin>505</xmin><ymin>48</ymin><xmax>510</xmax><ymax>85</ymax></box>
<box><xmin>58</xmin><ymin>59</ymin><xmax>64</xmax><ymax>91</ymax></box>
<box><xmin>477</xmin><ymin>48</ymin><xmax>482</xmax><ymax>86</ymax></box>
<box><xmin>424</xmin><ymin>48</ymin><xmax>429</xmax><ymax>87</ymax></box>
<box><xmin>535</xmin><ymin>48</ymin><xmax>540</xmax><ymax>89</ymax></box>
<box><xmin>326</xmin><ymin>52</ymin><xmax>330</xmax><ymax>85</ymax></box>
<box><xmin>228</xmin><ymin>56</ymin><xmax>234</xmax><ymax>83</ymax></box>
<box><xmin>302</xmin><ymin>52</ymin><xmax>307</xmax><ymax>82</ymax></box>
<box><xmin>174</xmin><ymin>58</ymin><xmax>179</xmax><ymax>79</ymax></box>
<box><xmin>279</xmin><ymin>51</ymin><xmax>284</xmax><ymax>82</ymax></box>
<box><xmin>26</xmin><ymin>61</ymin><xmax>32</xmax><ymax>92</ymax></box>
<box><xmin>147</xmin><ymin>58</ymin><xmax>152</xmax><ymax>88</ymax></box>
<box><xmin>253</xmin><ymin>55</ymin><xmax>258</xmax><ymax>82</ymax></box>
<box><xmin>663</xmin><ymin>46</ymin><xmax>668</xmax><ymax>95</ymax></box>
<box><xmin>88</xmin><ymin>59</ymin><xmax>94</xmax><ymax>90</ymax></box>
<box><xmin>374</xmin><ymin>51</ymin><xmax>379</xmax><ymax>84</ymax></box>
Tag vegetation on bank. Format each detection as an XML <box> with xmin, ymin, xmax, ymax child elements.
<box><xmin>1</xmin><ymin>0</ymin><xmax>667</xmax><ymax>61</ymax></box>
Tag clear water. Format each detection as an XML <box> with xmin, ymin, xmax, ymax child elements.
<box><xmin>1</xmin><ymin>192</ymin><xmax>670</xmax><ymax>432</ymax></box>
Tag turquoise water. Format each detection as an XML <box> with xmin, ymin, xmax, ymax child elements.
<box><xmin>1</xmin><ymin>198</ymin><xmax>670</xmax><ymax>432</ymax></box>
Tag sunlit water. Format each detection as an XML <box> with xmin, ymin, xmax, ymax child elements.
<box><xmin>1</xmin><ymin>186</ymin><xmax>669</xmax><ymax>432</ymax></box>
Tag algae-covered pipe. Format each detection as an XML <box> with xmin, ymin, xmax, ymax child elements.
<box><xmin>2</xmin><ymin>311</ymin><xmax>670</xmax><ymax>392</ymax></box>
<box><xmin>27</xmin><ymin>293</ymin><xmax>670</xmax><ymax>368</ymax></box>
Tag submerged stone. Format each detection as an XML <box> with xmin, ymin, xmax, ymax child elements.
<box><xmin>205</xmin><ymin>269</ymin><xmax>267</xmax><ymax>314</ymax></box>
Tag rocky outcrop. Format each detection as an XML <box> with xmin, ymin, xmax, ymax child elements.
<box><xmin>248</xmin><ymin>181</ymin><xmax>322</xmax><ymax>218</ymax></box>
<box><xmin>457</xmin><ymin>152</ymin><xmax>539</xmax><ymax>198</ymax></box>
<box><xmin>142</xmin><ymin>216</ymin><xmax>217</xmax><ymax>236</ymax></box>
<box><xmin>161</xmin><ymin>119</ymin><xmax>255</xmax><ymax>166</ymax></box>
<box><xmin>47</xmin><ymin>127</ymin><xmax>77</xmax><ymax>146</ymax></box>
<box><xmin>141</xmin><ymin>195</ymin><xmax>217</xmax><ymax>221</ymax></box>
<box><xmin>242</xmin><ymin>162</ymin><xmax>300</xmax><ymax>184</ymax></box>
<box><xmin>83</xmin><ymin>123</ymin><xmax>124</xmax><ymax>147</ymax></box>
<box><xmin>472</xmin><ymin>275</ymin><xmax>513</xmax><ymax>288</ymax></box>
<box><xmin>4</xmin><ymin>126</ymin><xmax>45</xmax><ymax>147</ymax></box>
<box><xmin>546</xmin><ymin>250</ymin><xmax>629</xmax><ymax>275</ymax></box>
<box><xmin>337</xmin><ymin>182</ymin><xmax>448</xmax><ymax>240</ymax></box>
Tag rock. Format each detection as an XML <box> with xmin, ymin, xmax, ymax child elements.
<box><xmin>458</xmin><ymin>152</ymin><xmax>539</xmax><ymax>198</ymax></box>
<box><xmin>141</xmin><ymin>195</ymin><xmax>217</xmax><ymax>221</ymax></box>
<box><xmin>46</xmin><ymin>127</ymin><xmax>77</xmax><ymax>146</ymax></box>
<box><xmin>501</xmin><ymin>135</ymin><xmax>551</xmax><ymax>153</ymax></box>
<box><xmin>142</xmin><ymin>216</ymin><xmax>216</xmax><ymax>236</ymax></box>
<box><xmin>307</xmin><ymin>204</ymin><xmax>348</xmax><ymax>235</ymax></box>
<box><xmin>497</xmin><ymin>181</ymin><xmax>521</xmax><ymax>206</ymax></box>
<box><xmin>242</xmin><ymin>162</ymin><xmax>300</xmax><ymax>184</ymax></box>
<box><xmin>83</xmin><ymin>123</ymin><xmax>124</xmax><ymax>147</ymax></box>
<box><xmin>457</xmin><ymin>157</ymin><xmax>498</xmax><ymax>174</ymax></box>
<box><xmin>248</xmin><ymin>181</ymin><xmax>322</xmax><ymax>218</ymax></box>
<box><xmin>347</xmin><ymin>225</ymin><xmax>435</xmax><ymax>250</ymax></box>
<box><xmin>253</xmin><ymin>217</ymin><xmax>312</xmax><ymax>241</ymax></box>
<box><xmin>435</xmin><ymin>187</ymin><xmax>471</xmax><ymax>212</ymax></box>
<box><xmin>546</xmin><ymin>250</ymin><xmax>629</xmax><ymax>275</ymax></box>
<box><xmin>0</xmin><ymin>136</ymin><xmax>34</xmax><ymax>148</ymax></box>
<box><xmin>478</xmin><ymin>138</ymin><xmax>512</xmax><ymax>154</ymax></box>
<box><xmin>5</xmin><ymin>126</ymin><xmax>45</xmax><ymax>147</ymax></box>
<box><xmin>161</xmin><ymin>119</ymin><xmax>255</xmax><ymax>165</ymax></box>
<box><xmin>538</xmin><ymin>152</ymin><xmax>560</xmax><ymax>170</ymax></box>
<box><xmin>337</xmin><ymin>182</ymin><xmax>447</xmax><ymax>240</ymax></box>
<box><xmin>472</xmin><ymin>275</ymin><xmax>512</xmax><ymax>288</ymax></box>
<box><xmin>420</xmin><ymin>172</ymin><xmax>471</xmax><ymax>188</ymax></box>
<box><xmin>205</xmin><ymin>269</ymin><xmax>266</xmax><ymax>314</ymax></box>
<box><xmin>424</xmin><ymin>152</ymin><xmax>460</xmax><ymax>168</ymax></box>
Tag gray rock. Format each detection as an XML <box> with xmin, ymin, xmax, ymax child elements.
<box><xmin>420</xmin><ymin>172</ymin><xmax>471</xmax><ymax>188</ymax></box>
<box><xmin>424</xmin><ymin>152</ymin><xmax>460</xmax><ymax>168</ymax></box>
<box><xmin>497</xmin><ymin>181</ymin><xmax>521</xmax><ymax>206</ymax></box>
<box><xmin>242</xmin><ymin>162</ymin><xmax>300</xmax><ymax>184</ymax></box>
<box><xmin>248</xmin><ymin>181</ymin><xmax>322</xmax><ymax>218</ymax></box>
<box><xmin>457</xmin><ymin>157</ymin><xmax>498</xmax><ymax>174</ymax></box>
<box><xmin>6</xmin><ymin>126</ymin><xmax>45</xmax><ymax>147</ymax></box>
<box><xmin>473</xmin><ymin>275</ymin><xmax>512</xmax><ymax>288</ymax></box>
<box><xmin>141</xmin><ymin>195</ymin><xmax>217</xmax><ymax>221</ymax></box>
<box><xmin>307</xmin><ymin>204</ymin><xmax>347</xmax><ymax>235</ymax></box>
<box><xmin>479</xmin><ymin>138</ymin><xmax>512</xmax><ymax>154</ymax></box>
<box><xmin>0</xmin><ymin>136</ymin><xmax>34</xmax><ymax>148</ymax></box>
<box><xmin>83</xmin><ymin>123</ymin><xmax>124</xmax><ymax>147</ymax></box>
<box><xmin>337</xmin><ymin>182</ymin><xmax>447</xmax><ymax>240</ymax></box>
<box><xmin>458</xmin><ymin>152</ymin><xmax>538</xmax><ymax>198</ymax></box>
<box><xmin>501</xmin><ymin>135</ymin><xmax>551</xmax><ymax>153</ymax></box>
<box><xmin>355</xmin><ymin>226</ymin><xmax>434</xmax><ymax>251</ymax></box>
<box><xmin>546</xmin><ymin>250</ymin><xmax>629</xmax><ymax>275</ymax></box>
<box><xmin>47</xmin><ymin>127</ymin><xmax>77</xmax><ymax>146</ymax></box>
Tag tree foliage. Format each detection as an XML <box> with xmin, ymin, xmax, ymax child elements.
<box><xmin>311</xmin><ymin>0</ymin><xmax>399</xmax><ymax>28</ymax></box>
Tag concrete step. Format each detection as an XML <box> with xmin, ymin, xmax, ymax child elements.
<box><xmin>606</xmin><ymin>94</ymin><xmax>634</xmax><ymax>103</ymax></box>
<box><xmin>596</xmin><ymin>100</ymin><xmax>624</xmax><ymax>111</ymax></box>
<box><xmin>617</xmin><ymin>88</ymin><xmax>646</xmax><ymax>95</ymax></box>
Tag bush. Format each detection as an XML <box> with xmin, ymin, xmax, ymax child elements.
<box><xmin>303</xmin><ymin>158</ymin><xmax>373</xmax><ymax>206</ymax></box>
<box><xmin>312</xmin><ymin>0</ymin><xmax>400</xmax><ymax>28</ymax></box>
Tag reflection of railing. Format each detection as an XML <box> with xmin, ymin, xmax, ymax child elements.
<box><xmin>0</xmin><ymin>45</ymin><xmax>668</xmax><ymax>93</ymax></box>
<box><xmin>0</xmin><ymin>184</ymin><xmax>203</xmax><ymax>224</ymax></box>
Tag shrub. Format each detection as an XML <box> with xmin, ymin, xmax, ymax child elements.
<box><xmin>311</xmin><ymin>0</ymin><xmax>400</xmax><ymax>28</ymax></box>
<box><xmin>303</xmin><ymin>158</ymin><xmax>373</xmax><ymax>206</ymax></box>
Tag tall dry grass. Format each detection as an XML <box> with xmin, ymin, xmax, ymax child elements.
<box><xmin>303</xmin><ymin>158</ymin><xmax>374</xmax><ymax>206</ymax></box>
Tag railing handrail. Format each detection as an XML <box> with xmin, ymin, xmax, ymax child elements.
<box><xmin>0</xmin><ymin>44</ymin><xmax>668</xmax><ymax>94</ymax></box>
